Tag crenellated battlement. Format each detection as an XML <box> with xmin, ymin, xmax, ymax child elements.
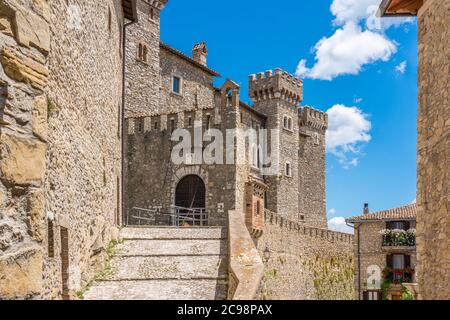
<box><xmin>299</xmin><ymin>106</ymin><xmax>328</xmax><ymax>131</ymax></box>
<box><xmin>147</xmin><ymin>0</ymin><xmax>168</xmax><ymax>9</ymax></box>
<box><xmin>265</xmin><ymin>210</ymin><xmax>354</xmax><ymax>244</ymax></box>
<box><xmin>248</xmin><ymin>68</ymin><xmax>303</xmax><ymax>106</ymax></box>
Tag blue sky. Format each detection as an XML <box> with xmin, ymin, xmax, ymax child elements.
<box><xmin>160</xmin><ymin>0</ymin><xmax>418</xmax><ymax>230</ymax></box>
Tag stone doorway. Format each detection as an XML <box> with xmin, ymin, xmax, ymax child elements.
<box><xmin>175</xmin><ymin>175</ymin><xmax>206</xmax><ymax>209</ymax></box>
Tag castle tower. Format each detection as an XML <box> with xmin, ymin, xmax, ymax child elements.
<box><xmin>249</xmin><ymin>69</ymin><xmax>303</xmax><ymax>221</ymax></box>
<box><xmin>298</xmin><ymin>106</ymin><xmax>328</xmax><ymax>228</ymax></box>
<box><xmin>125</xmin><ymin>0</ymin><xmax>168</xmax><ymax>117</ymax></box>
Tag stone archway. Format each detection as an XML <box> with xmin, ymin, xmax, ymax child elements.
<box><xmin>175</xmin><ymin>175</ymin><xmax>206</xmax><ymax>209</ymax></box>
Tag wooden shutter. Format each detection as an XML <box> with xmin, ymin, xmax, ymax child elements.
<box><xmin>404</xmin><ymin>221</ymin><xmax>411</xmax><ymax>230</ymax></box>
<box><xmin>405</xmin><ymin>255</ymin><xmax>411</xmax><ymax>268</ymax></box>
<box><xmin>386</xmin><ymin>254</ymin><xmax>393</xmax><ymax>268</ymax></box>
<box><xmin>363</xmin><ymin>291</ymin><xmax>369</xmax><ymax>300</ymax></box>
<box><xmin>386</xmin><ymin>221</ymin><xmax>393</xmax><ymax>229</ymax></box>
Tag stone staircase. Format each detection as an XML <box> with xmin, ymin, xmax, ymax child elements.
<box><xmin>84</xmin><ymin>227</ymin><xmax>228</xmax><ymax>300</ymax></box>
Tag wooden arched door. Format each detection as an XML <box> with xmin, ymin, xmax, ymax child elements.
<box><xmin>175</xmin><ymin>175</ymin><xmax>206</xmax><ymax>209</ymax></box>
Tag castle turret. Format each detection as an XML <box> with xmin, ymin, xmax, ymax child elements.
<box><xmin>249</xmin><ymin>69</ymin><xmax>303</xmax><ymax>221</ymax></box>
<box><xmin>298</xmin><ymin>106</ymin><xmax>328</xmax><ymax>228</ymax></box>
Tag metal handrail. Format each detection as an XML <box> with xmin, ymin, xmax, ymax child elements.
<box><xmin>170</xmin><ymin>205</ymin><xmax>209</xmax><ymax>227</ymax></box>
<box><xmin>126</xmin><ymin>207</ymin><xmax>160</xmax><ymax>226</ymax></box>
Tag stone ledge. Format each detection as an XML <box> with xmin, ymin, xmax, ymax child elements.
<box><xmin>228</xmin><ymin>210</ymin><xmax>264</xmax><ymax>300</ymax></box>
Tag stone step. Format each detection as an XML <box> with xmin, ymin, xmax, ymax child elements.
<box><xmin>83</xmin><ymin>279</ymin><xmax>228</xmax><ymax>300</ymax></box>
<box><xmin>104</xmin><ymin>255</ymin><xmax>227</xmax><ymax>281</ymax></box>
<box><xmin>121</xmin><ymin>227</ymin><xmax>227</xmax><ymax>240</ymax></box>
<box><xmin>116</xmin><ymin>239</ymin><xmax>227</xmax><ymax>256</ymax></box>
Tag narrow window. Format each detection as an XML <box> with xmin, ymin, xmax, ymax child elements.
<box><xmin>288</xmin><ymin>118</ymin><xmax>292</xmax><ymax>130</ymax></box>
<box><xmin>173</xmin><ymin>76</ymin><xmax>181</xmax><ymax>94</ymax></box>
<box><xmin>138</xmin><ymin>43</ymin><xmax>143</xmax><ymax>60</ymax></box>
<box><xmin>240</xmin><ymin>112</ymin><xmax>243</xmax><ymax>123</ymax></box>
<box><xmin>154</xmin><ymin>122</ymin><xmax>158</xmax><ymax>130</ymax></box>
<box><xmin>150</xmin><ymin>7</ymin><xmax>154</xmax><ymax>20</ymax></box>
<box><xmin>138</xmin><ymin>122</ymin><xmax>143</xmax><ymax>132</ymax></box>
<box><xmin>285</xmin><ymin>162</ymin><xmax>291</xmax><ymax>177</ymax></box>
<box><xmin>188</xmin><ymin>116</ymin><xmax>192</xmax><ymax>127</ymax></box>
<box><xmin>60</xmin><ymin>227</ymin><xmax>70</xmax><ymax>300</ymax></box>
<box><xmin>170</xmin><ymin>119</ymin><xmax>175</xmax><ymax>132</ymax></box>
<box><xmin>48</xmin><ymin>219</ymin><xmax>54</xmax><ymax>258</ymax></box>
<box><xmin>206</xmin><ymin>115</ymin><xmax>211</xmax><ymax>129</ymax></box>
<box><xmin>283</xmin><ymin>116</ymin><xmax>288</xmax><ymax>129</ymax></box>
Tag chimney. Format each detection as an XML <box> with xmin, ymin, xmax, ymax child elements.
<box><xmin>192</xmin><ymin>42</ymin><xmax>208</xmax><ymax>66</ymax></box>
<box><xmin>364</xmin><ymin>203</ymin><xmax>369</xmax><ymax>215</ymax></box>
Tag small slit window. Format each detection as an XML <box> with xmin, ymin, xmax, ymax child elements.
<box><xmin>173</xmin><ymin>76</ymin><xmax>181</xmax><ymax>94</ymax></box>
<box><xmin>285</xmin><ymin>162</ymin><xmax>291</xmax><ymax>177</ymax></box>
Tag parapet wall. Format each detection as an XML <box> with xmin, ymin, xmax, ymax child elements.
<box><xmin>299</xmin><ymin>106</ymin><xmax>328</xmax><ymax>132</ymax></box>
<box><xmin>249</xmin><ymin>69</ymin><xmax>303</xmax><ymax>106</ymax></box>
<box><xmin>257</xmin><ymin>210</ymin><xmax>355</xmax><ymax>300</ymax></box>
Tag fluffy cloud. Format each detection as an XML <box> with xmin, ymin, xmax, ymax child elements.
<box><xmin>326</xmin><ymin>104</ymin><xmax>372</xmax><ymax>168</ymax></box>
<box><xmin>331</xmin><ymin>0</ymin><xmax>380</xmax><ymax>25</ymax></box>
<box><xmin>295</xmin><ymin>0</ymin><xmax>412</xmax><ymax>81</ymax></box>
<box><xmin>296</xmin><ymin>23</ymin><xmax>396</xmax><ymax>80</ymax></box>
<box><xmin>328</xmin><ymin>217</ymin><xmax>354</xmax><ymax>234</ymax></box>
<box><xmin>328</xmin><ymin>208</ymin><xmax>337</xmax><ymax>216</ymax></box>
<box><xmin>395</xmin><ymin>61</ymin><xmax>407</xmax><ymax>74</ymax></box>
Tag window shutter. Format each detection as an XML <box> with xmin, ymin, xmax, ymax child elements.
<box><xmin>404</xmin><ymin>221</ymin><xmax>410</xmax><ymax>230</ymax></box>
<box><xmin>386</xmin><ymin>221</ymin><xmax>393</xmax><ymax>230</ymax></box>
<box><xmin>363</xmin><ymin>291</ymin><xmax>369</xmax><ymax>300</ymax></box>
<box><xmin>405</xmin><ymin>255</ymin><xmax>411</xmax><ymax>268</ymax></box>
<box><xmin>386</xmin><ymin>254</ymin><xmax>393</xmax><ymax>268</ymax></box>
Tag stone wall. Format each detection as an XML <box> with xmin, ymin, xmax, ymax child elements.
<box><xmin>257</xmin><ymin>210</ymin><xmax>355</xmax><ymax>300</ymax></box>
<box><xmin>0</xmin><ymin>0</ymin><xmax>124</xmax><ymax>299</ymax></box>
<box><xmin>416</xmin><ymin>0</ymin><xmax>450</xmax><ymax>300</ymax></box>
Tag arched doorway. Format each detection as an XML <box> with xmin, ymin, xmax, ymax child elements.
<box><xmin>175</xmin><ymin>175</ymin><xmax>206</xmax><ymax>209</ymax></box>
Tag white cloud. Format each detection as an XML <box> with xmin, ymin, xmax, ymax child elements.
<box><xmin>328</xmin><ymin>217</ymin><xmax>354</xmax><ymax>234</ymax></box>
<box><xmin>353</xmin><ymin>96</ymin><xmax>363</xmax><ymax>104</ymax></box>
<box><xmin>395</xmin><ymin>61</ymin><xmax>407</xmax><ymax>74</ymax></box>
<box><xmin>296</xmin><ymin>23</ymin><xmax>397</xmax><ymax>81</ymax></box>
<box><xmin>331</xmin><ymin>0</ymin><xmax>379</xmax><ymax>25</ymax></box>
<box><xmin>328</xmin><ymin>208</ymin><xmax>337</xmax><ymax>216</ymax></box>
<box><xmin>295</xmin><ymin>0</ymin><xmax>412</xmax><ymax>81</ymax></box>
<box><xmin>326</xmin><ymin>104</ymin><xmax>372</xmax><ymax>168</ymax></box>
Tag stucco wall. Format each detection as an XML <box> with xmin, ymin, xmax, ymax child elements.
<box><xmin>257</xmin><ymin>211</ymin><xmax>355</xmax><ymax>300</ymax></box>
<box><xmin>416</xmin><ymin>0</ymin><xmax>450</xmax><ymax>300</ymax></box>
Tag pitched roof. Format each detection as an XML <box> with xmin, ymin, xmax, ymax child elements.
<box><xmin>346</xmin><ymin>203</ymin><xmax>417</xmax><ymax>223</ymax></box>
<box><xmin>160</xmin><ymin>42</ymin><xmax>221</xmax><ymax>77</ymax></box>
<box><xmin>378</xmin><ymin>0</ymin><xmax>422</xmax><ymax>17</ymax></box>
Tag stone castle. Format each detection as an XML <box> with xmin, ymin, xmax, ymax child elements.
<box><xmin>124</xmin><ymin>0</ymin><xmax>328</xmax><ymax>230</ymax></box>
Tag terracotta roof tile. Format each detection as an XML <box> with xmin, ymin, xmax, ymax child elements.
<box><xmin>346</xmin><ymin>203</ymin><xmax>417</xmax><ymax>223</ymax></box>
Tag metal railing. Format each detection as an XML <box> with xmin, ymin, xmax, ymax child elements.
<box><xmin>382</xmin><ymin>234</ymin><xmax>416</xmax><ymax>247</ymax></box>
<box><xmin>126</xmin><ymin>207</ymin><xmax>160</xmax><ymax>226</ymax></box>
<box><xmin>170</xmin><ymin>206</ymin><xmax>209</xmax><ymax>227</ymax></box>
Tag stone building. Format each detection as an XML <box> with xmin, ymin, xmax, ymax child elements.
<box><xmin>0</xmin><ymin>0</ymin><xmax>137</xmax><ymax>299</ymax></box>
<box><xmin>124</xmin><ymin>0</ymin><xmax>328</xmax><ymax>230</ymax></box>
<box><xmin>347</xmin><ymin>204</ymin><xmax>417</xmax><ymax>300</ymax></box>
<box><xmin>378</xmin><ymin>0</ymin><xmax>450</xmax><ymax>300</ymax></box>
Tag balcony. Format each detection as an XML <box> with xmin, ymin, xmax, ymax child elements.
<box><xmin>380</xmin><ymin>229</ymin><xmax>416</xmax><ymax>252</ymax></box>
<box><xmin>383</xmin><ymin>268</ymin><xmax>415</xmax><ymax>284</ymax></box>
